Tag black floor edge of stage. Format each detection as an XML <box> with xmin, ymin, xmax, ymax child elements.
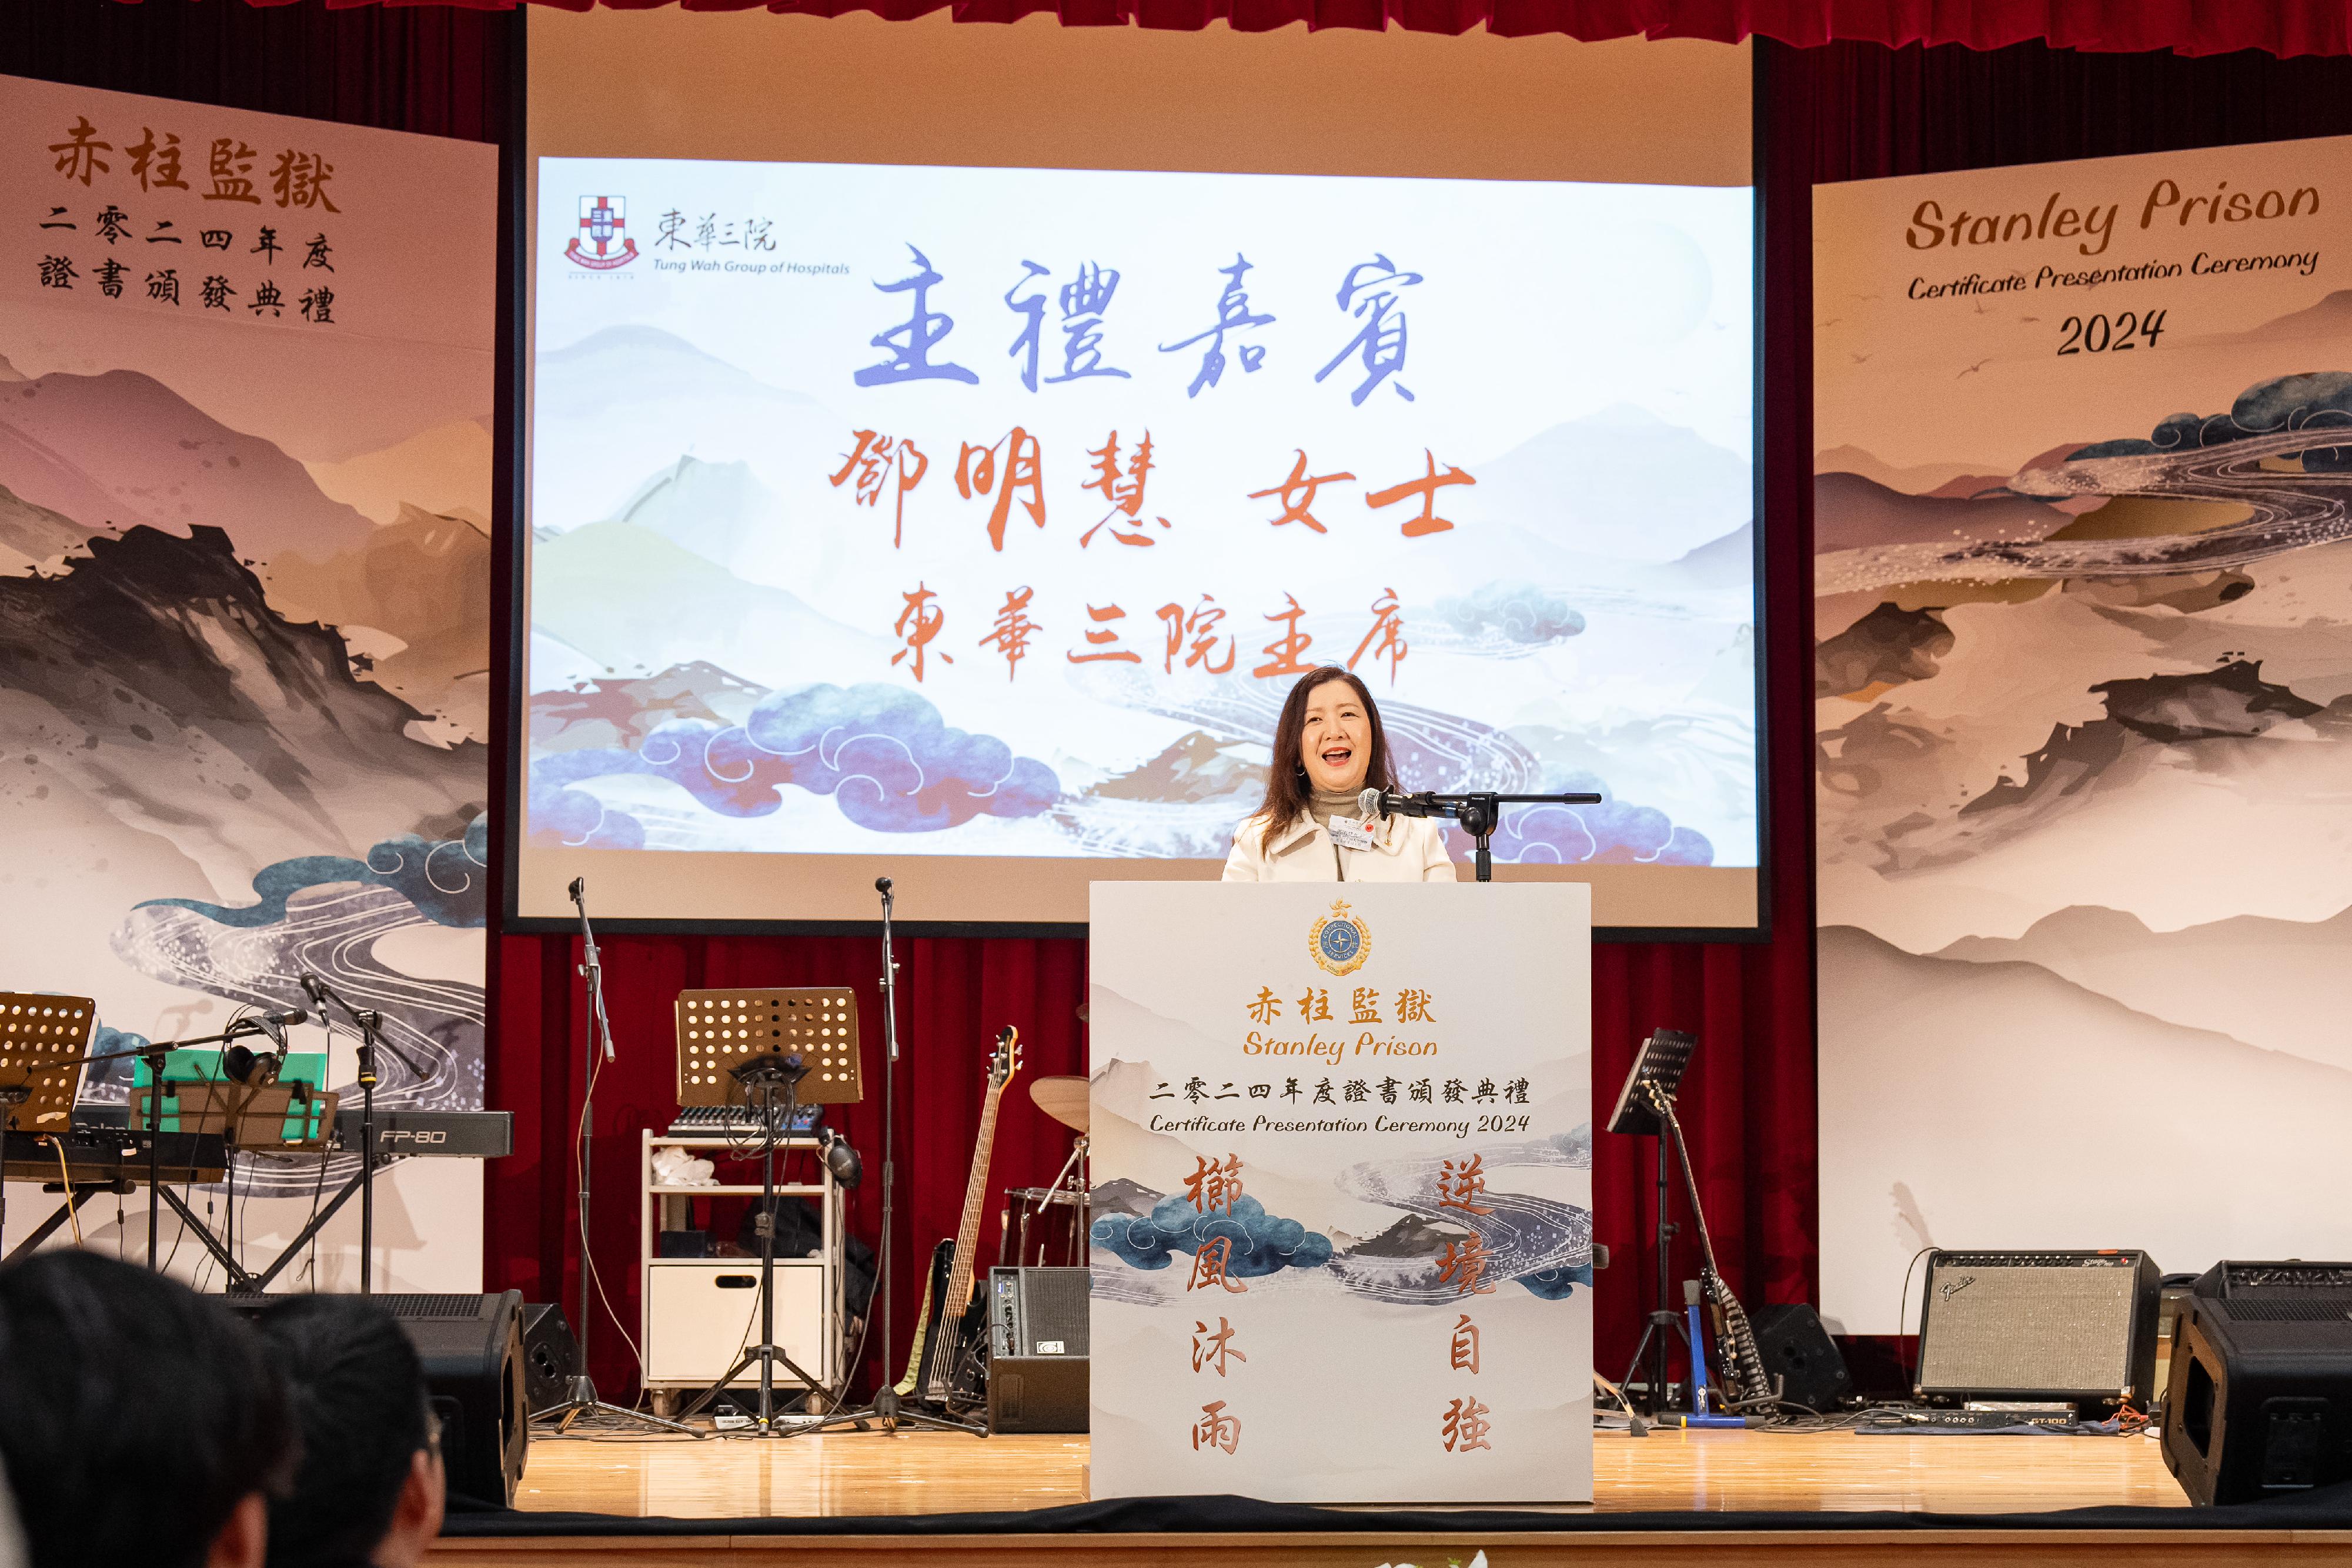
<box><xmin>443</xmin><ymin>1480</ymin><xmax>2352</xmax><ymax>1539</ymax></box>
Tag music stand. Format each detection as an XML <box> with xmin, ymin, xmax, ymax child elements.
<box><xmin>674</xmin><ymin>989</ymin><xmax>863</xmax><ymax>1434</ymax></box>
<box><xmin>128</xmin><ymin>1082</ymin><xmax>338</xmax><ymax>1152</ymax></box>
<box><xmin>1607</xmin><ymin>1028</ymin><xmax>1697</xmax><ymax>1413</ymax></box>
<box><xmin>0</xmin><ymin>994</ymin><xmax>95</xmax><ymax>1135</ymax></box>
<box><xmin>676</xmin><ymin>988</ymin><xmax>864</xmax><ymax>1109</ymax></box>
<box><xmin>0</xmin><ymin>994</ymin><xmax>96</xmax><ymax>1255</ymax></box>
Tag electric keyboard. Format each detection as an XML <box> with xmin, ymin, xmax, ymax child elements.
<box><xmin>4</xmin><ymin>1125</ymin><xmax>228</xmax><ymax>1186</ymax></box>
<box><xmin>71</xmin><ymin>1104</ymin><xmax>512</xmax><ymax>1158</ymax></box>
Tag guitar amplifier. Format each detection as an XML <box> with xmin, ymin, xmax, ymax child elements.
<box><xmin>987</xmin><ymin>1266</ymin><xmax>1087</xmax><ymax>1433</ymax></box>
<box><xmin>1916</xmin><ymin>1249</ymin><xmax>2160</xmax><ymax>1411</ymax></box>
<box><xmin>989</xmin><ymin>1265</ymin><xmax>1088</xmax><ymax>1358</ymax></box>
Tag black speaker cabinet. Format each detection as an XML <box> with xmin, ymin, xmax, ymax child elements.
<box><xmin>382</xmin><ymin>1291</ymin><xmax>530</xmax><ymax>1507</ymax></box>
<box><xmin>1750</xmin><ymin>1304</ymin><xmax>1852</xmax><ymax>1413</ymax></box>
<box><xmin>520</xmin><ymin>1302</ymin><xmax>582</xmax><ymax>1416</ymax></box>
<box><xmin>2161</xmin><ymin>1261</ymin><xmax>2352</xmax><ymax>1506</ymax></box>
<box><xmin>987</xmin><ymin>1267</ymin><xmax>1087</xmax><ymax>1433</ymax></box>
<box><xmin>1916</xmin><ymin>1250</ymin><xmax>2160</xmax><ymax>1412</ymax></box>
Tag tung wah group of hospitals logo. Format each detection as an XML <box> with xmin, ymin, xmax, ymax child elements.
<box><xmin>566</xmin><ymin>195</ymin><xmax>638</xmax><ymax>270</ymax></box>
<box><xmin>1309</xmin><ymin>900</ymin><xmax>1371</xmax><ymax>977</ymax></box>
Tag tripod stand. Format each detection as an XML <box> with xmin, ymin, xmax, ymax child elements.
<box><xmin>786</xmin><ymin>875</ymin><xmax>981</xmax><ymax>1438</ymax></box>
<box><xmin>533</xmin><ymin>878</ymin><xmax>696</xmax><ymax>1436</ymax></box>
<box><xmin>679</xmin><ymin>1062</ymin><xmax>834</xmax><ymax>1434</ymax></box>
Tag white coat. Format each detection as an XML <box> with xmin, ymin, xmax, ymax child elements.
<box><xmin>1220</xmin><ymin>810</ymin><xmax>1459</xmax><ymax>883</ymax></box>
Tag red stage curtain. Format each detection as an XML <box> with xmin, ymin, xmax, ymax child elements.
<box><xmin>21</xmin><ymin>0</ymin><xmax>2352</xmax><ymax>1400</ymax></box>
<box><xmin>132</xmin><ymin>0</ymin><xmax>2352</xmax><ymax>58</ymax></box>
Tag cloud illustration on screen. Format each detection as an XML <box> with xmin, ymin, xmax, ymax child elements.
<box><xmin>1091</xmin><ymin>1195</ymin><xmax>1334</xmax><ymax>1278</ymax></box>
<box><xmin>1435</xmin><ymin>583</ymin><xmax>1586</xmax><ymax>644</ymax></box>
<box><xmin>524</xmin><ymin>684</ymin><xmax>1061</xmax><ymax>839</ymax></box>
<box><xmin>527</xmin><ymin>762</ymin><xmax>649</xmax><ymax>851</ymax></box>
<box><xmin>736</xmin><ymin>684</ymin><xmax>1061</xmax><ymax>831</ymax></box>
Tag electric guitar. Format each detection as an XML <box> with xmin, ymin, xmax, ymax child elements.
<box><xmin>898</xmin><ymin>1025</ymin><xmax>1021</xmax><ymax>1410</ymax></box>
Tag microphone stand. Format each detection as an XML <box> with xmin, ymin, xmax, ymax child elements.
<box><xmin>532</xmin><ymin>880</ymin><xmax>697</xmax><ymax>1436</ymax></box>
<box><xmin>303</xmin><ymin>977</ymin><xmax>427</xmax><ymax>1294</ymax></box>
<box><xmin>1374</xmin><ymin>790</ymin><xmax>1604</xmax><ymax>882</ymax></box>
<box><xmin>785</xmin><ymin>875</ymin><xmax>977</xmax><ymax>1438</ymax></box>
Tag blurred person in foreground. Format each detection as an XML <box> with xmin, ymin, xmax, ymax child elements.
<box><xmin>253</xmin><ymin>1294</ymin><xmax>446</xmax><ymax>1568</ymax></box>
<box><xmin>0</xmin><ymin>1249</ymin><xmax>295</xmax><ymax>1568</ymax></box>
<box><xmin>0</xmin><ymin>1453</ymin><xmax>25</xmax><ymax>1568</ymax></box>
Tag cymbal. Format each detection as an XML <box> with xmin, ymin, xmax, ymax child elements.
<box><xmin>1028</xmin><ymin>1075</ymin><xmax>1087</xmax><ymax>1132</ymax></box>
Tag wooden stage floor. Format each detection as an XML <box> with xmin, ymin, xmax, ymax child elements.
<box><xmin>504</xmin><ymin>1426</ymin><xmax>2186</xmax><ymax>1518</ymax></box>
<box><xmin>423</xmin><ymin>1425</ymin><xmax>2352</xmax><ymax>1566</ymax></box>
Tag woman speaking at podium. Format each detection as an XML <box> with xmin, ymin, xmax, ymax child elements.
<box><xmin>1221</xmin><ymin>666</ymin><xmax>1458</xmax><ymax>882</ymax></box>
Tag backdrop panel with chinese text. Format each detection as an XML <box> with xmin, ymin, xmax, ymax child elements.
<box><xmin>1089</xmin><ymin>881</ymin><xmax>1592</xmax><ymax>1504</ymax></box>
<box><xmin>0</xmin><ymin>75</ymin><xmax>495</xmax><ymax>1288</ymax></box>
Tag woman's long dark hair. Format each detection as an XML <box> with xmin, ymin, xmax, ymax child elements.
<box><xmin>1253</xmin><ymin>665</ymin><xmax>1399</xmax><ymax>854</ymax></box>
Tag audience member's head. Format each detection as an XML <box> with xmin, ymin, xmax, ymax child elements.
<box><xmin>254</xmin><ymin>1294</ymin><xmax>445</xmax><ymax>1568</ymax></box>
<box><xmin>0</xmin><ymin>1249</ymin><xmax>296</xmax><ymax>1568</ymax></box>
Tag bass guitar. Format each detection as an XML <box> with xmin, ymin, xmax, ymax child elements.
<box><xmin>898</xmin><ymin>1025</ymin><xmax>1021</xmax><ymax>1411</ymax></box>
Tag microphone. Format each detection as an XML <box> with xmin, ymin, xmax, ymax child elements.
<box><xmin>248</xmin><ymin>1005</ymin><xmax>308</xmax><ymax>1047</ymax></box>
<box><xmin>1359</xmin><ymin>788</ymin><xmax>1446</xmax><ymax>819</ymax></box>
<box><xmin>567</xmin><ymin>877</ymin><xmax>585</xmax><ymax>904</ymax></box>
<box><xmin>875</xmin><ymin>875</ymin><xmax>893</xmax><ymax>894</ymax></box>
<box><xmin>299</xmin><ymin>972</ymin><xmax>329</xmax><ymax>1009</ymax></box>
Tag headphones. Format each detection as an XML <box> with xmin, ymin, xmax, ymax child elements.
<box><xmin>220</xmin><ymin>1042</ymin><xmax>282</xmax><ymax>1088</ymax></box>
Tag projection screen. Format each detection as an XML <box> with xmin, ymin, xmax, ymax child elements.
<box><xmin>516</xmin><ymin>11</ymin><xmax>1759</xmax><ymax>931</ymax></box>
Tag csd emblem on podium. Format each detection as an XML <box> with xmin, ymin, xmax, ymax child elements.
<box><xmin>1308</xmin><ymin>900</ymin><xmax>1371</xmax><ymax>977</ymax></box>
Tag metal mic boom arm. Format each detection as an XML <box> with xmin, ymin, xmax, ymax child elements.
<box><xmin>1361</xmin><ymin>789</ymin><xmax>1606</xmax><ymax>881</ymax></box>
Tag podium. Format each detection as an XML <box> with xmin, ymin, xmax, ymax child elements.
<box><xmin>1087</xmin><ymin>882</ymin><xmax>1594</xmax><ymax>1505</ymax></box>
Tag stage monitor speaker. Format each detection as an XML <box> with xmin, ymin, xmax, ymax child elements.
<box><xmin>520</xmin><ymin>1302</ymin><xmax>582</xmax><ymax>1416</ymax></box>
<box><xmin>382</xmin><ymin>1291</ymin><xmax>530</xmax><ymax>1507</ymax></box>
<box><xmin>2161</xmin><ymin>1261</ymin><xmax>2352</xmax><ymax>1506</ymax></box>
<box><xmin>987</xmin><ymin>1266</ymin><xmax>1087</xmax><ymax>1433</ymax></box>
<box><xmin>1750</xmin><ymin>1303</ymin><xmax>1852</xmax><ymax>1413</ymax></box>
<box><xmin>1915</xmin><ymin>1250</ymin><xmax>2159</xmax><ymax>1412</ymax></box>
